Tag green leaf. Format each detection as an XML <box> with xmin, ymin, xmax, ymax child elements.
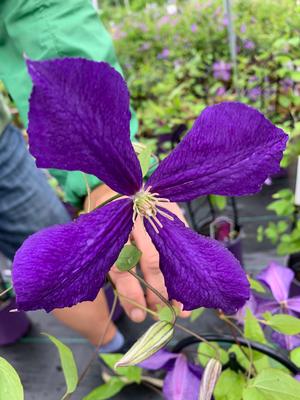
<box><xmin>115</xmin><ymin>244</ymin><xmax>142</xmax><ymax>272</ymax></box>
<box><xmin>43</xmin><ymin>334</ymin><xmax>78</xmax><ymax>399</ymax></box>
<box><xmin>198</xmin><ymin>343</ymin><xmax>228</xmax><ymax>366</ymax></box>
<box><xmin>157</xmin><ymin>304</ymin><xmax>178</xmax><ymax>323</ymax></box>
<box><xmin>214</xmin><ymin>370</ymin><xmax>246</xmax><ymax>400</ymax></box>
<box><xmin>228</xmin><ymin>345</ymin><xmax>269</xmax><ymax>373</ymax></box>
<box><xmin>278</xmin><ymin>95</ymin><xmax>291</xmax><ymax>108</ymax></box>
<box><xmin>190</xmin><ymin>307</ymin><xmax>204</xmax><ymax>322</ymax></box>
<box><xmin>100</xmin><ymin>354</ymin><xmax>142</xmax><ymax>383</ymax></box>
<box><xmin>257</xmin><ymin>226</ymin><xmax>264</xmax><ymax>242</ymax></box>
<box><xmin>137</xmin><ymin>145</ymin><xmax>152</xmax><ymax>177</ymax></box>
<box><xmin>267</xmin><ymin>199</ymin><xmax>291</xmax><ymax>216</ymax></box>
<box><xmin>291</xmin><ymin>71</ymin><xmax>300</xmax><ymax>82</ymax></box>
<box><xmin>244</xmin><ymin>308</ymin><xmax>267</xmax><ymax>344</ymax></box>
<box><xmin>290</xmin><ymin>347</ymin><xmax>300</xmax><ymax>367</ymax></box>
<box><xmin>243</xmin><ymin>368</ymin><xmax>300</xmax><ymax>400</ymax></box>
<box><xmin>266</xmin><ymin>314</ymin><xmax>300</xmax><ymax>335</ymax></box>
<box><xmin>0</xmin><ymin>357</ymin><xmax>24</xmax><ymax>400</ymax></box>
<box><xmin>248</xmin><ymin>277</ymin><xmax>266</xmax><ymax>293</ymax></box>
<box><xmin>273</xmin><ymin>189</ymin><xmax>293</xmax><ymax>200</ymax></box>
<box><xmin>210</xmin><ymin>195</ymin><xmax>227</xmax><ymax>210</ymax></box>
<box><xmin>83</xmin><ymin>378</ymin><xmax>125</xmax><ymax>400</ymax></box>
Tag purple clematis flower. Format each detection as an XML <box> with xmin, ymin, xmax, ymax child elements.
<box><xmin>256</xmin><ymin>262</ymin><xmax>300</xmax><ymax>315</ymax></box>
<box><xmin>271</xmin><ymin>330</ymin><xmax>300</xmax><ymax>351</ymax></box>
<box><xmin>255</xmin><ymin>262</ymin><xmax>300</xmax><ymax>350</ymax></box>
<box><xmin>157</xmin><ymin>48</ymin><xmax>170</xmax><ymax>60</ymax></box>
<box><xmin>140</xmin><ymin>350</ymin><xmax>202</xmax><ymax>400</ymax></box>
<box><xmin>244</xmin><ymin>39</ymin><xmax>255</xmax><ymax>50</ymax></box>
<box><xmin>12</xmin><ymin>58</ymin><xmax>287</xmax><ymax>313</ymax></box>
<box><xmin>213</xmin><ymin>61</ymin><xmax>231</xmax><ymax>81</ymax></box>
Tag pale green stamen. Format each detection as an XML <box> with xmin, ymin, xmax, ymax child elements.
<box><xmin>132</xmin><ymin>186</ymin><xmax>173</xmax><ymax>233</ymax></box>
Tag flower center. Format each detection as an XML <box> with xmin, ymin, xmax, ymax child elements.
<box><xmin>132</xmin><ymin>186</ymin><xmax>173</xmax><ymax>233</ymax></box>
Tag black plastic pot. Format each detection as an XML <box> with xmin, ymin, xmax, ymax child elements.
<box><xmin>172</xmin><ymin>334</ymin><xmax>299</xmax><ymax>375</ymax></box>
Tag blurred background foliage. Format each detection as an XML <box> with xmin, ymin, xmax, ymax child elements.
<box><xmin>99</xmin><ymin>0</ymin><xmax>300</xmax><ymax>149</ymax></box>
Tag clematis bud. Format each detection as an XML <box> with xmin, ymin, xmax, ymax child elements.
<box><xmin>115</xmin><ymin>321</ymin><xmax>174</xmax><ymax>368</ymax></box>
<box><xmin>199</xmin><ymin>358</ymin><xmax>222</xmax><ymax>400</ymax></box>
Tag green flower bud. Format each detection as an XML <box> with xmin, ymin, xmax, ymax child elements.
<box><xmin>115</xmin><ymin>321</ymin><xmax>174</xmax><ymax>368</ymax></box>
<box><xmin>199</xmin><ymin>358</ymin><xmax>222</xmax><ymax>400</ymax></box>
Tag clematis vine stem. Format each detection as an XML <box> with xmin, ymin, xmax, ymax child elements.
<box><xmin>0</xmin><ymin>285</ymin><xmax>12</xmax><ymax>298</ymax></box>
<box><xmin>114</xmin><ymin>283</ymin><xmax>221</xmax><ymax>362</ymax></box>
<box><xmin>95</xmin><ymin>193</ymin><xmax>124</xmax><ymax>210</ymax></box>
<box><xmin>128</xmin><ymin>269</ymin><xmax>177</xmax><ymax>325</ymax></box>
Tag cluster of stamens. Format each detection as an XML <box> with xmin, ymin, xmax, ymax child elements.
<box><xmin>132</xmin><ymin>186</ymin><xmax>174</xmax><ymax>233</ymax></box>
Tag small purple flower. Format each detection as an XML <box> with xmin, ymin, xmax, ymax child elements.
<box><xmin>157</xmin><ymin>48</ymin><xmax>170</xmax><ymax>60</ymax></box>
<box><xmin>256</xmin><ymin>262</ymin><xmax>300</xmax><ymax>315</ymax></box>
<box><xmin>240</xmin><ymin>24</ymin><xmax>247</xmax><ymax>33</ymax></box>
<box><xmin>244</xmin><ymin>40</ymin><xmax>255</xmax><ymax>50</ymax></box>
<box><xmin>140</xmin><ymin>350</ymin><xmax>202</xmax><ymax>399</ymax></box>
<box><xmin>190</xmin><ymin>24</ymin><xmax>197</xmax><ymax>33</ymax></box>
<box><xmin>248</xmin><ymin>87</ymin><xmax>261</xmax><ymax>101</ymax></box>
<box><xmin>140</xmin><ymin>42</ymin><xmax>151</xmax><ymax>51</ymax></box>
<box><xmin>216</xmin><ymin>86</ymin><xmax>226</xmax><ymax>96</ymax></box>
<box><xmin>157</xmin><ymin>15</ymin><xmax>170</xmax><ymax>27</ymax></box>
<box><xmin>281</xmin><ymin>78</ymin><xmax>293</xmax><ymax>90</ymax></box>
<box><xmin>213</xmin><ymin>61</ymin><xmax>231</xmax><ymax>81</ymax></box>
<box><xmin>222</xmin><ymin>16</ymin><xmax>229</xmax><ymax>27</ymax></box>
<box><xmin>12</xmin><ymin>58</ymin><xmax>287</xmax><ymax>314</ymax></box>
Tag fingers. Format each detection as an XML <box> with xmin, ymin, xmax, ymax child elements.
<box><xmin>132</xmin><ymin>202</ymin><xmax>192</xmax><ymax>319</ymax></box>
<box><xmin>109</xmin><ymin>265</ymin><xmax>147</xmax><ymax>323</ymax></box>
<box><xmin>132</xmin><ymin>216</ymin><xmax>190</xmax><ymax>318</ymax></box>
<box><xmin>132</xmin><ymin>216</ymin><xmax>168</xmax><ymax>311</ymax></box>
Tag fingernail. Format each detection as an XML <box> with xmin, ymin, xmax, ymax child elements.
<box><xmin>130</xmin><ymin>308</ymin><xmax>145</xmax><ymax>322</ymax></box>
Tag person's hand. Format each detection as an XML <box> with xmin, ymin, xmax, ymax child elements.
<box><xmin>84</xmin><ymin>184</ymin><xmax>191</xmax><ymax>322</ymax></box>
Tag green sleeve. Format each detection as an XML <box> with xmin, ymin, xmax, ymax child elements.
<box><xmin>0</xmin><ymin>0</ymin><xmax>138</xmax><ymax>207</ymax></box>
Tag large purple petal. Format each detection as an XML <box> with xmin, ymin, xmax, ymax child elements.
<box><xmin>139</xmin><ymin>350</ymin><xmax>178</xmax><ymax>371</ymax></box>
<box><xmin>287</xmin><ymin>297</ymin><xmax>300</xmax><ymax>314</ymax></box>
<box><xmin>163</xmin><ymin>355</ymin><xmax>201</xmax><ymax>400</ymax></box>
<box><xmin>27</xmin><ymin>58</ymin><xmax>142</xmax><ymax>195</ymax></box>
<box><xmin>12</xmin><ymin>198</ymin><xmax>133</xmax><ymax>312</ymax></box>
<box><xmin>144</xmin><ymin>209</ymin><xmax>250</xmax><ymax>313</ymax></box>
<box><xmin>257</xmin><ymin>262</ymin><xmax>294</xmax><ymax>303</ymax></box>
<box><xmin>146</xmin><ymin>102</ymin><xmax>288</xmax><ymax>202</ymax></box>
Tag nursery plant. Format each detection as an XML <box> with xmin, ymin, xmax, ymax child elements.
<box><xmin>100</xmin><ymin>0</ymin><xmax>300</xmax><ymax>143</ymax></box>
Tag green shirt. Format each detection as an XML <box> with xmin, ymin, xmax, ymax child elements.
<box><xmin>0</xmin><ymin>0</ymin><xmax>138</xmax><ymax>207</ymax></box>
